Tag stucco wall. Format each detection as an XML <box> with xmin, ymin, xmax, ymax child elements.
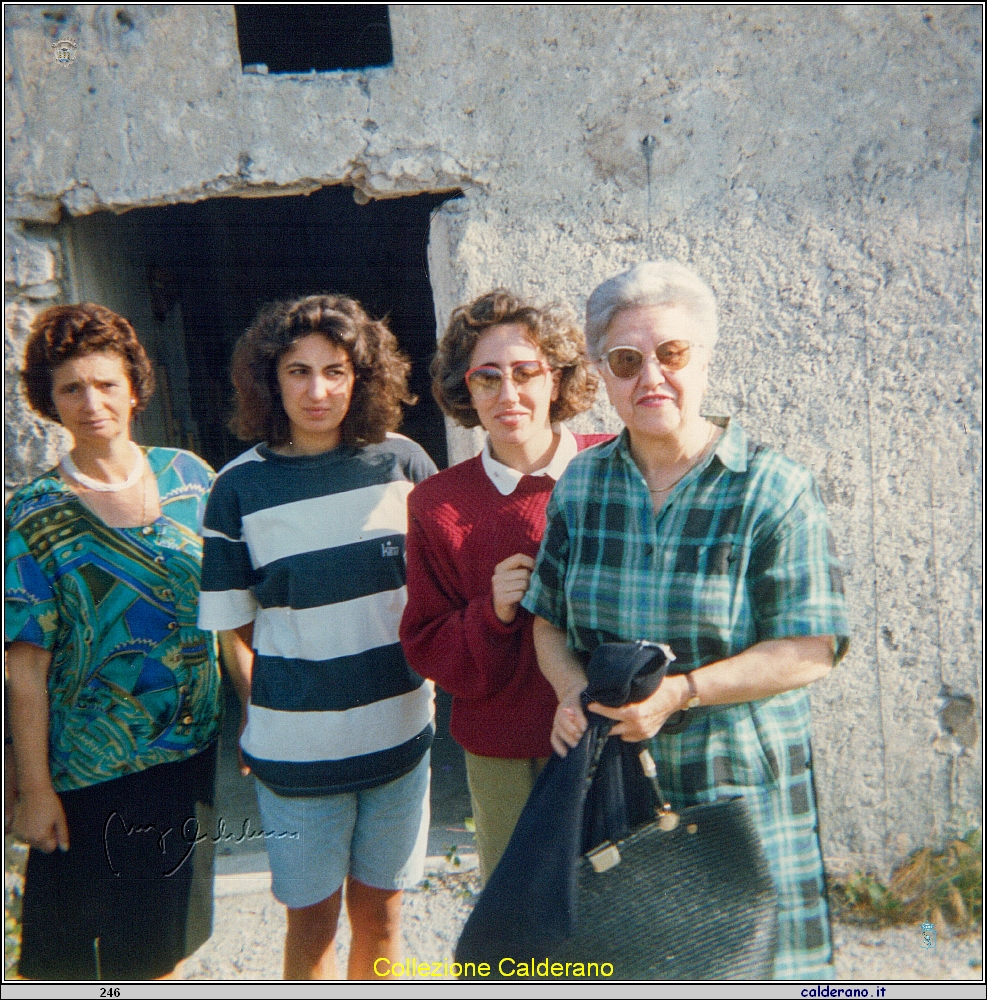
<box><xmin>4</xmin><ymin>4</ymin><xmax>982</xmax><ymax>873</ymax></box>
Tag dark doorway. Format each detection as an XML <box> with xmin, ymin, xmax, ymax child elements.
<box><xmin>63</xmin><ymin>186</ymin><xmax>457</xmax><ymax>471</ymax></box>
<box><xmin>58</xmin><ymin>189</ymin><xmax>475</xmax><ymax>867</ymax></box>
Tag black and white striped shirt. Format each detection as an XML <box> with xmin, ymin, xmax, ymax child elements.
<box><xmin>198</xmin><ymin>435</ymin><xmax>436</xmax><ymax>796</ymax></box>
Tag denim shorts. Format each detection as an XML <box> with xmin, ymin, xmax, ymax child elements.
<box><xmin>254</xmin><ymin>752</ymin><xmax>430</xmax><ymax>909</ymax></box>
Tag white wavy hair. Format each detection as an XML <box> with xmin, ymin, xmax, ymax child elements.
<box><xmin>585</xmin><ymin>261</ymin><xmax>718</xmax><ymax>357</ymax></box>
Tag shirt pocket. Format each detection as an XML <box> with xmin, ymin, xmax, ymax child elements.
<box><xmin>672</xmin><ymin>540</ymin><xmax>738</xmax><ymax>577</ymax></box>
<box><xmin>706</xmin><ymin>701</ymin><xmax>783</xmax><ymax>791</ymax></box>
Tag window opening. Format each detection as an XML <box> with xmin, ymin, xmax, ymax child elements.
<box><xmin>234</xmin><ymin>5</ymin><xmax>393</xmax><ymax>74</ymax></box>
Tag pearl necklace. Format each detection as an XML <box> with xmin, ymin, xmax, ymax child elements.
<box><xmin>61</xmin><ymin>441</ymin><xmax>145</xmax><ymax>493</ymax></box>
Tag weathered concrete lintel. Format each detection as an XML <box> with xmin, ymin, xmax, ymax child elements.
<box><xmin>6</xmin><ymin>198</ymin><xmax>63</xmax><ymax>225</ymax></box>
<box><xmin>9</xmin><ymin>176</ymin><xmax>474</xmax><ymax>222</ymax></box>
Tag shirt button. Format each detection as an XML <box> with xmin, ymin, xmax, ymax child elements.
<box><xmin>179</xmin><ymin>685</ymin><xmax>189</xmax><ymax>695</ymax></box>
<box><xmin>142</xmin><ymin>526</ymin><xmax>154</xmax><ymax>536</ymax></box>
<box><xmin>167</xmin><ymin>621</ymin><xmax>179</xmax><ymax>631</ymax></box>
<box><xmin>161</xmin><ymin>589</ymin><xmax>174</xmax><ymax>600</ymax></box>
<box><xmin>155</xmin><ymin>555</ymin><xmax>166</xmax><ymax>564</ymax></box>
<box><xmin>182</xmin><ymin>715</ymin><xmax>194</xmax><ymax>726</ymax></box>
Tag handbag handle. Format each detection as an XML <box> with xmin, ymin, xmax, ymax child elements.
<box><xmin>637</xmin><ymin>744</ymin><xmax>680</xmax><ymax>832</ymax></box>
<box><xmin>579</xmin><ymin>639</ymin><xmax>682</xmax><ymax>841</ymax></box>
<box><xmin>580</xmin><ymin>718</ymin><xmax>681</xmax><ymax>834</ymax></box>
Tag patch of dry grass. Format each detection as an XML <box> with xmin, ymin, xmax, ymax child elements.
<box><xmin>4</xmin><ymin>837</ymin><xmax>27</xmax><ymax>978</ymax></box>
<box><xmin>830</xmin><ymin>829</ymin><xmax>982</xmax><ymax>929</ymax></box>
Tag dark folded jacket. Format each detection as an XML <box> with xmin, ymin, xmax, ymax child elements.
<box><xmin>455</xmin><ymin>641</ymin><xmax>672</xmax><ymax>971</ymax></box>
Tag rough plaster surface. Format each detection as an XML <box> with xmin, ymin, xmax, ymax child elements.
<box><xmin>3</xmin><ymin>5</ymin><xmax>982</xmax><ymax>874</ymax></box>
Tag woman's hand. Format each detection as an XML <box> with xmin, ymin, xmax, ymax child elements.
<box><xmin>532</xmin><ymin>616</ymin><xmax>591</xmax><ymax>757</ymax></box>
<box><xmin>491</xmin><ymin>553</ymin><xmax>536</xmax><ymax>624</ymax></box>
<box><xmin>588</xmin><ymin>637</ymin><xmax>836</xmax><ymax>742</ymax></box>
<box><xmin>12</xmin><ymin>786</ymin><xmax>69</xmax><ymax>853</ymax></box>
<box><xmin>551</xmin><ymin>682</ymin><xmax>589</xmax><ymax>757</ymax></box>
<box><xmin>219</xmin><ymin>625</ymin><xmax>255</xmax><ymax>777</ymax></box>
<box><xmin>587</xmin><ymin>674</ymin><xmax>689</xmax><ymax>742</ymax></box>
<box><xmin>6</xmin><ymin>640</ymin><xmax>68</xmax><ymax>848</ymax></box>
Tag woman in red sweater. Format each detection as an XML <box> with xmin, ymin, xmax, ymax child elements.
<box><xmin>399</xmin><ymin>290</ymin><xmax>609</xmax><ymax>881</ymax></box>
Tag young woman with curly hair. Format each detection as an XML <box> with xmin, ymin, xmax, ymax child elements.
<box><xmin>399</xmin><ymin>290</ymin><xmax>611</xmax><ymax>882</ymax></box>
<box><xmin>198</xmin><ymin>294</ymin><xmax>436</xmax><ymax>979</ymax></box>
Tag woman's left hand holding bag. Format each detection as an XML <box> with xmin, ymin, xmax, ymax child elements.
<box><xmin>587</xmin><ymin>636</ymin><xmax>835</xmax><ymax>742</ymax></box>
<box><xmin>587</xmin><ymin>672</ymin><xmax>690</xmax><ymax>742</ymax></box>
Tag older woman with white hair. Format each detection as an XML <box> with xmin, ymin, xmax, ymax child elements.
<box><xmin>521</xmin><ymin>261</ymin><xmax>849</xmax><ymax>979</ymax></box>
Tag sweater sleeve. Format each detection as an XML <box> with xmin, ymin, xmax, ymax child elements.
<box><xmin>400</xmin><ymin>497</ymin><xmax>527</xmax><ymax>702</ymax></box>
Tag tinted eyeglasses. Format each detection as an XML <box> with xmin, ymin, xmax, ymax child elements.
<box><xmin>599</xmin><ymin>340</ymin><xmax>697</xmax><ymax>379</ymax></box>
<box><xmin>464</xmin><ymin>360</ymin><xmax>551</xmax><ymax>396</ymax></box>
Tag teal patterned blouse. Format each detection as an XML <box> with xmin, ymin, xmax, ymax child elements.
<box><xmin>5</xmin><ymin>448</ymin><xmax>222</xmax><ymax>792</ymax></box>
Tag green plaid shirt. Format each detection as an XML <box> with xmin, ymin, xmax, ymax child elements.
<box><xmin>522</xmin><ymin>417</ymin><xmax>849</xmax><ymax>669</ymax></box>
<box><xmin>522</xmin><ymin>417</ymin><xmax>850</xmax><ymax>978</ymax></box>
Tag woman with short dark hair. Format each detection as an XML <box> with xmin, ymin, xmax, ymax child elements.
<box><xmin>400</xmin><ymin>289</ymin><xmax>609</xmax><ymax>882</ymax></box>
<box><xmin>5</xmin><ymin>303</ymin><xmax>221</xmax><ymax>981</ymax></box>
<box><xmin>198</xmin><ymin>293</ymin><xmax>436</xmax><ymax>980</ymax></box>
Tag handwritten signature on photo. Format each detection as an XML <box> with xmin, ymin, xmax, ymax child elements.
<box><xmin>102</xmin><ymin>812</ymin><xmax>298</xmax><ymax>878</ymax></box>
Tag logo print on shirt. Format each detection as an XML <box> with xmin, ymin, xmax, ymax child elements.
<box><xmin>381</xmin><ymin>541</ymin><xmax>400</xmax><ymax>557</ymax></box>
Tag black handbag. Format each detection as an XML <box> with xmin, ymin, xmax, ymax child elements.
<box><xmin>455</xmin><ymin>641</ymin><xmax>778</xmax><ymax>980</ymax></box>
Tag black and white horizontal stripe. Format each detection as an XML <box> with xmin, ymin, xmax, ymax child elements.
<box><xmin>240</xmin><ymin>482</ymin><xmax>413</xmax><ymax>568</ymax></box>
<box><xmin>250</xmin><ymin>643</ymin><xmax>418</xmax><ymax>711</ymax></box>
<box><xmin>198</xmin><ymin>437</ymin><xmax>436</xmax><ymax>795</ymax></box>
<box><xmin>244</xmin><ymin>725</ymin><xmax>433</xmax><ymax>796</ymax></box>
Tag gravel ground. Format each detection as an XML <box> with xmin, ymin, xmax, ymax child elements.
<box><xmin>179</xmin><ymin>859</ymin><xmax>983</xmax><ymax>982</ymax></box>
<box><xmin>179</xmin><ymin>864</ymin><xmax>480</xmax><ymax>980</ymax></box>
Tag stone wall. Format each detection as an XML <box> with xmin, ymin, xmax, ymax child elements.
<box><xmin>4</xmin><ymin>4</ymin><xmax>982</xmax><ymax>873</ymax></box>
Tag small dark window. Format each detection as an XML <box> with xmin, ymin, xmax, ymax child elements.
<box><xmin>234</xmin><ymin>5</ymin><xmax>393</xmax><ymax>74</ymax></box>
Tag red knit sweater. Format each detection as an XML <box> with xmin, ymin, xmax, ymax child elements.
<box><xmin>400</xmin><ymin>435</ymin><xmax>611</xmax><ymax>758</ymax></box>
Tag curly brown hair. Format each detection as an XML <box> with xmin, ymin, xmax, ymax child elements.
<box><xmin>21</xmin><ymin>303</ymin><xmax>155</xmax><ymax>422</ymax></box>
<box><xmin>228</xmin><ymin>294</ymin><xmax>414</xmax><ymax>448</ymax></box>
<box><xmin>431</xmin><ymin>289</ymin><xmax>599</xmax><ymax>429</ymax></box>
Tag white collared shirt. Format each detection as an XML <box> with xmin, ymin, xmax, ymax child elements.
<box><xmin>480</xmin><ymin>424</ymin><xmax>580</xmax><ymax>496</ymax></box>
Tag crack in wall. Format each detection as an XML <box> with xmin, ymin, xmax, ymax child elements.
<box><xmin>962</xmin><ymin>109</ymin><xmax>983</xmax><ymax>288</ymax></box>
<box><xmin>860</xmin><ymin>282</ymin><xmax>893</xmax><ymax>869</ymax></box>
<box><xmin>850</xmin><ymin>153</ymin><xmax>894</xmax><ymax>865</ymax></box>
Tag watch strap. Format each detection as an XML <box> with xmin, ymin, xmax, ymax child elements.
<box><xmin>685</xmin><ymin>671</ymin><xmax>701</xmax><ymax>710</ymax></box>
